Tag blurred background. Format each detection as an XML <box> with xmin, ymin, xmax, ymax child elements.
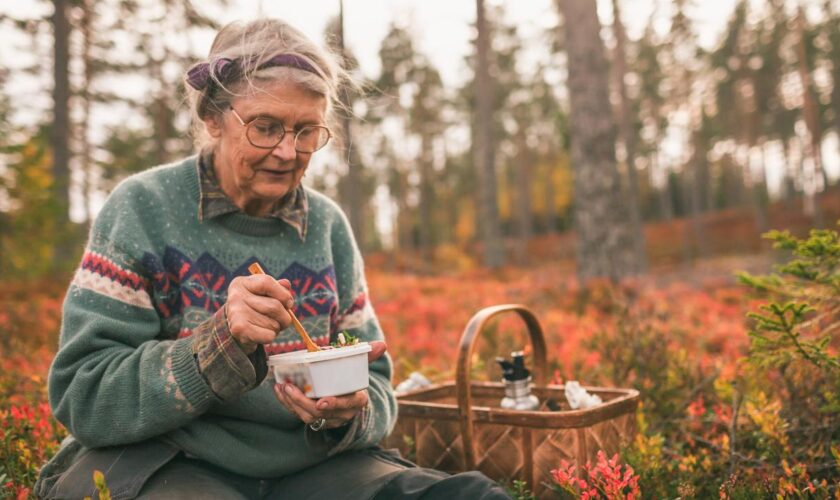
<box><xmin>1</xmin><ymin>0</ymin><xmax>838</xmax><ymax>279</ymax></box>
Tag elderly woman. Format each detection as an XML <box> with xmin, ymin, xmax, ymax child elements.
<box><xmin>35</xmin><ymin>18</ymin><xmax>510</xmax><ymax>500</ymax></box>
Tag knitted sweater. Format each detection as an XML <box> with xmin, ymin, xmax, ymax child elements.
<box><xmin>46</xmin><ymin>156</ymin><xmax>397</xmax><ymax>478</ymax></box>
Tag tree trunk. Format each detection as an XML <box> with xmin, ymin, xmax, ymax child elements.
<box><xmin>80</xmin><ymin>0</ymin><xmax>96</xmax><ymax>223</ymax></box>
<box><xmin>688</xmin><ymin>129</ymin><xmax>709</xmax><ymax>259</ymax></box>
<box><xmin>474</xmin><ymin>0</ymin><xmax>504</xmax><ymax>267</ymax></box>
<box><xmin>51</xmin><ymin>0</ymin><xmax>71</xmax><ymax>223</ymax></box>
<box><xmin>795</xmin><ymin>8</ymin><xmax>825</xmax><ymax>227</ymax></box>
<box><xmin>513</xmin><ymin>130</ymin><xmax>532</xmax><ymax>264</ymax></box>
<box><xmin>649</xmin><ymin>106</ymin><xmax>672</xmax><ymax>221</ymax></box>
<box><xmin>559</xmin><ymin>0</ymin><xmax>640</xmax><ymax>281</ymax></box>
<box><xmin>834</xmin><ymin>65</ymin><xmax>840</xmax><ymax>184</ymax></box>
<box><xmin>757</xmin><ymin>142</ymin><xmax>771</xmax><ymax>226</ymax></box>
<box><xmin>781</xmin><ymin>138</ymin><xmax>796</xmax><ymax>207</ymax></box>
<box><xmin>702</xmin><ymin>143</ymin><xmax>714</xmax><ymax>212</ymax></box>
<box><xmin>338</xmin><ymin>0</ymin><xmax>365</xmax><ymax>246</ymax></box>
<box><xmin>611</xmin><ymin>0</ymin><xmax>647</xmax><ymax>272</ymax></box>
<box><xmin>649</xmin><ymin>152</ymin><xmax>674</xmax><ymax>221</ymax></box>
<box><xmin>743</xmin><ymin>145</ymin><xmax>768</xmax><ymax>234</ymax></box>
<box><xmin>544</xmin><ymin>156</ymin><xmax>557</xmax><ymax>233</ymax></box>
<box><xmin>418</xmin><ymin>132</ymin><xmax>434</xmax><ymax>261</ymax></box>
<box><xmin>149</xmin><ymin>51</ymin><xmax>170</xmax><ymax>166</ymax></box>
<box><xmin>397</xmin><ymin>197</ymin><xmax>409</xmax><ymax>254</ymax></box>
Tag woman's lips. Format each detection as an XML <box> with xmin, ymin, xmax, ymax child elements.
<box><xmin>261</xmin><ymin>168</ymin><xmax>296</xmax><ymax>175</ymax></box>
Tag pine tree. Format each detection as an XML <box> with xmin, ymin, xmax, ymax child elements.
<box><xmin>558</xmin><ymin>0</ymin><xmax>642</xmax><ymax>280</ymax></box>
<box><xmin>474</xmin><ymin>0</ymin><xmax>504</xmax><ymax>268</ymax></box>
<box><xmin>710</xmin><ymin>0</ymin><xmax>769</xmax><ymax>232</ymax></box>
<box><xmin>325</xmin><ymin>3</ymin><xmax>370</xmax><ymax>248</ymax></box>
<box><xmin>370</xmin><ymin>22</ymin><xmax>447</xmax><ymax>260</ymax></box>
<box><xmin>632</xmin><ymin>16</ymin><xmax>671</xmax><ymax>221</ymax></box>
<box><xmin>51</xmin><ymin>0</ymin><xmax>71</xmax><ymax>226</ymax></box>
<box><xmin>610</xmin><ymin>0</ymin><xmax>647</xmax><ymax>271</ymax></box>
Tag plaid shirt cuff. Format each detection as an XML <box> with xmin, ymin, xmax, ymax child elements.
<box><xmin>191</xmin><ymin>307</ymin><xmax>268</xmax><ymax>401</ymax></box>
<box><xmin>307</xmin><ymin>400</ymin><xmax>372</xmax><ymax>456</ymax></box>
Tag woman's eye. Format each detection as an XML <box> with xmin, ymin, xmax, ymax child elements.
<box><xmin>253</xmin><ymin>120</ymin><xmax>282</xmax><ymax>136</ymax></box>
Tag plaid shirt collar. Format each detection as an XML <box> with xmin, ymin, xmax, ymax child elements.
<box><xmin>196</xmin><ymin>149</ymin><xmax>309</xmax><ymax>241</ymax></box>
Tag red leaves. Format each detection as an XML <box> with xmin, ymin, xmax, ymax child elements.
<box><xmin>0</xmin><ymin>280</ymin><xmax>68</xmax><ymax>498</ymax></box>
<box><xmin>551</xmin><ymin>451</ymin><xmax>641</xmax><ymax>499</ymax></box>
<box><xmin>0</xmin><ymin>265</ymin><xmax>762</xmax><ymax>496</ymax></box>
<box><xmin>2</xmin><ymin>397</ymin><xmax>66</xmax><ymax>497</ymax></box>
<box><xmin>370</xmin><ymin>267</ymin><xmax>751</xmax><ymax>384</ymax></box>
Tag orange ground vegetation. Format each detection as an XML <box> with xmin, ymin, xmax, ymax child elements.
<box><xmin>3</xmin><ymin>196</ymin><xmax>838</xmax><ymax>497</ymax></box>
<box><xmin>0</xmin><ymin>258</ymin><xmax>758</xmax><ymax>498</ymax></box>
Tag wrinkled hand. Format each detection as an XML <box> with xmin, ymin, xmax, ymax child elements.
<box><xmin>274</xmin><ymin>341</ymin><xmax>387</xmax><ymax>429</ymax></box>
<box><xmin>225</xmin><ymin>274</ymin><xmax>295</xmax><ymax>354</ymax></box>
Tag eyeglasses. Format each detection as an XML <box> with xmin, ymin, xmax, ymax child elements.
<box><xmin>229</xmin><ymin>107</ymin><xmax>331</xmax><ymax>153</ymax></box>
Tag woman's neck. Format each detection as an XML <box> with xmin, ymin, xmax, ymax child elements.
<box><xmin>213</xmin><ymin>157</ymin><xmax>273</xmax><ymax>217</ymax></box>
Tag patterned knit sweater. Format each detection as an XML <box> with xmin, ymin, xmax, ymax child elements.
<box><xmin>46</xmin><ymin>156</ymin><xmax>397</xmax><ymax>478</ymax></box>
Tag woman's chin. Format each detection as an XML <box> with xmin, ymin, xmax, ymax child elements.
<box><xmin>253</xmin><ymin>183</ymin><xmax>296</xmax><ymax>202</ymax></box>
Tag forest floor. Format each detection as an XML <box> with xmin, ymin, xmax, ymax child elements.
<box><xmin>1</xmin><ymin>198</ymin><xmax>838</xmax><ymax>497</ymax></box>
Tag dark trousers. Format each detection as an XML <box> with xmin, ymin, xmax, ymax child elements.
<box><xmin>42</xmin><ymin>442</ymin><xmax>511</xmax><ymax>500</ymax></box>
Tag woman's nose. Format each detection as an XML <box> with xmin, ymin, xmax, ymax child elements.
<box><xmin>271</xmin><ymin>132</ymin><xmax>297</xmax><ymax>161</ymax></box>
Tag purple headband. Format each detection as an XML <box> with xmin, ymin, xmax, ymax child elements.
<box><xmin>185</xmin><ymin>54</ymin><xmax>322</xmax><ymax>91</ymax></box>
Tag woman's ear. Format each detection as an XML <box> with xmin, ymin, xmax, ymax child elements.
<box><xmin>203</xmin><ymin>113</ymin><xmax>223</xmax><ymax>139</ymax></box>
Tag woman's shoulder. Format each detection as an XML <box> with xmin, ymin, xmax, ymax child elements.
<box><xmin>304</xmin><ymin>186</ymin><xmax>346</xmax><ymax>218</ymax></box>
<box><xmin>303</xmin><ymin>188</ymin><xmax>357</xmax><ymax>245</ymax></box>
<box><xmin>111</xmin><ymin>156</ymin><xmax>197</xmax><ymax>198</ymax></box>
<box><xmin>96</xmin><ymin>156</ymin><xmax>198</xmax><ymax>225</ymax></box>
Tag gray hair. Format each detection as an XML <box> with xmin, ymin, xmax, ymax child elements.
<box><xmin>185</xmin><ymin>18</ymin><xmax>350</xmax><ymax>150</ymax></box>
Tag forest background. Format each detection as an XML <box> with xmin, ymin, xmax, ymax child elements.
<box><xmin>1</xmin><ymin>0</ymin><xmax>839</xmax><ymax>498</ymax></box>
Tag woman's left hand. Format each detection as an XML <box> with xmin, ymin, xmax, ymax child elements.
<box><xmin>274</xmin><ymin>384</ymin><xmax>368</xmax><ymax>430</ymax></box>
<box><xmin>273</xmin><ymin>340</ymin><xmax>387</xmax><ymax>430</ymax></box>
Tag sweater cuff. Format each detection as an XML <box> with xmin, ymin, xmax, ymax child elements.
<box><xmin>319</xmin><ymin>399</ymin><xmax>374</xmax><ymax>456</ymax></box>
<box><xmin>170</xmin><ymin>337</ymin><xmax>219</xmax><ymax>411</ymax></box>
<box><xmin>191</xmin><ymin>308</ymin><xmax>268</xmax><ymax>401</ymax></box>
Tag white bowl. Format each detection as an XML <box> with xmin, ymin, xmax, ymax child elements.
<box><xmin>268</xmin><ymin>342</ymin><xmax>372</xmax><ymax>398</ymax></box>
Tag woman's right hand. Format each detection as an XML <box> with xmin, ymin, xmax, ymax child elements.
<box><xmin>225</xmin><ymin>274</ymin><xmax>296</xmax><ymax>354</ymax></box>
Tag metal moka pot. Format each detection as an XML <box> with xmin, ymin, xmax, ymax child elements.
<box><xmin>496</xmin><ymin>351</ymin><xmax>540</xmax><ymax>411</ymax></box>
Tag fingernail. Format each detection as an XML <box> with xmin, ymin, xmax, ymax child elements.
<box><xmin>317</xmin><ymin>401</ymin><xmax>328</xmax><ymax>410</ymax></box>
<box><xmin>284</xmin><ymin>384</ymin><xmax>294</xmax><ymax>395</ymax></box>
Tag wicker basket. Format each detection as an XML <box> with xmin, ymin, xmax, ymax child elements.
<box><xmin>384</xmin><ymin>304</ymin><xmax>640</xmax><ymax>498</ymax></box>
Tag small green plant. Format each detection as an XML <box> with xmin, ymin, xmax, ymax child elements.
<box><xmin>736</xmin><ymin>224</ymin><xmax>840</xmax><ymax>489</ymax></box>
<box><xmin>401</xmin><ymin>434</ymin><xmax>416</xmax><ymax>463</ymax></box>
<box><xmin>83</xmin><ymin>470</ymin><xmax>111</xmax><ymax>500</ymax></box>
<box><xmin>505</xmin><ymin>479</ymin><xmax>536</xmax><ymax>500</ymax></box>
<box><xmin>739</xmin><ymin>227</ymin><xmax>839</xmax><ymax>375</ymax></box>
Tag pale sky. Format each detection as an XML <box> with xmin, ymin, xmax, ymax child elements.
<box><xmin>2</xmin><ymin>0</ymin><xmax>740</xmax><ymax>123</ymax></box>
<box><xmin>4</xmin><ymin>0</ymin><xmax>836</xmax><ymax>229</ymax></box>
<box><xmin>209</xmin><ymin>0</ymin><xmax>738</xmax><ymax>87</ymax></box>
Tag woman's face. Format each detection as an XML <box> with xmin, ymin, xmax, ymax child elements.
<box><xmin>205</xmin><ymin>80</ymin><xmax>327</xmax><ymax>216</ymax></box>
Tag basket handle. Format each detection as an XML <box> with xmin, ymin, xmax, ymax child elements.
<box><xmin>455</xmin><ymin>304</ymin><xmax>548</xmax><ymax>470</ymax></box>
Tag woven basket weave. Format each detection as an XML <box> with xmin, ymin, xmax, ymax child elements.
<box><xmin>384</xmin><ymin>304</ymin><xmax>639</xmax><ymax>498</ymax></box>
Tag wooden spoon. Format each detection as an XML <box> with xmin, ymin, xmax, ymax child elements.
<box><xmin>248</xmin><ymin>262</ymin><xmax>320</xmax><ymax>352</ymax></box>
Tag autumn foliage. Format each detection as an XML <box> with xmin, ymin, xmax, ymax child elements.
<box><xmin>550</xmin><ymin>451</ymin><xmax>641</xmax><ymax>499</ymax></box>
<box><xmin>2</xmin><ymin>227</ymin><xmax>840</xmax><ymax>498</ymax></box>
<box><xmin>0</xmin><ymin>279</ymin><xmax>66</xmax><ymax>499</ymax></box>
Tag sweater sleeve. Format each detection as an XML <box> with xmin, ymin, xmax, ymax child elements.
<box><xmin>48</xmin><ymin>180</ymin><xmax>246</xmax><ymax>448</ymax></box>
<box><xmin>316</xmin><ymin>206</ymin><xmax>398</xmax><ymax>454</ymax></box>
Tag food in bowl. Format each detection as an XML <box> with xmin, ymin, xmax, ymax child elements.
<box><xmin>269</xmin><ymin>340</ymin><xmax>372</xmax><ymax>398</ymax></box>
<box><xmin>331</xmin><ymin>331</ymin><xmax>359</xmax><ymax>348</ymax></box>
